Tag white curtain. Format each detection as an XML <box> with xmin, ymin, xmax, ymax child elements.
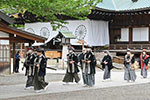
<box><xmin>121</xmin><ymin>28</ymin><xmax>129</xmax><ymax>41</ymax></box>
<box><xmin>86</xmin><ymin>20</ymin><xmax>109</xmax><ymax>46</ymax></box>
<box><xmin>133</xmin><ymin>27</ymin><xmax>149</xmax><ymax>41</ymax></box>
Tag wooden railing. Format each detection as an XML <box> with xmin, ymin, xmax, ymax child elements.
<box><xmin>109</xmin><ymin>44</ymin><xmax>150</xmax><ymax>50</ymax></box>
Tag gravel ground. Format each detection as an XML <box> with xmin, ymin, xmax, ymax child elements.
<box><xmin>2</xmin><ymin>83</ymin><xmax>150</xmax><ymax>100</ymax></box>
<box><xmin>0</xmin><ymin>73</ymin><xmax>65</xmax><ymax>85</ymax></box>
<box><xmin>0</xmin><ymin>68</ymin><xmax>125</xmax><ymax>86</ymax></box>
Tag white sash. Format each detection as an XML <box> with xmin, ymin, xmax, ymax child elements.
<box><xmin>83</xmin><ymin>54</ymin><xmax>91</xmax><ymax>74</ymax></box>
<box><xmin>67</xmin><ymin>54</ymin><xmax>75</xmax><ymax>73</ymax></box>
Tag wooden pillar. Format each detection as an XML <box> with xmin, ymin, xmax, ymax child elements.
<box><xmin>20</xmin><ymin>43</ymin><xmax>23</xmax><ymax>58</ymax></box>
<box><xmin>62</xmin><ymin>45</ymin><xmax>68</xmax><ymax>70</ymax></box>
<box><xmin>148</xmin><ymin>25</ymin><xmax>150</xmax><ymax>49</ymax></box>
<box><xmin>109</xmin><ymin>28</ymin><xmax>113</xmax><ymax>44</ymax></box>
<box><xmin>149</xmin><ymin>26</ymin><xmax>150</xmax><ymax>44</ymax></box>
<box><xmin>9</xmin><ymin>41</ymin><xmax>11</xmax><ymax>74</ymax></box>
<box><xmin>82</xmin><ymin>43</ymin><xmax>84</xmax><ymax>50</ymax></box>
<box><xmin>12</xmin><ymin>43</ymin><xmax>16</xmax><ymax>73</ymax></box>
<box><xmin>82</xmin><ymin>40</ymin><xmax>84</xmax><ymax>50</ymax></box>
<box><xmin>129</xmin><ymin>27</ymin><xmax>133</xmax><ymax>48</ymax></box>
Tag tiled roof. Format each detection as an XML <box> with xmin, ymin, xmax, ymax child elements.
<box><xmin>96</xmin><ymin>0</ymin><xmax>150</xmax><ymax>11</ymax></box>
<box><xmin>0</xmin><ymin>11</ymin><xmax>15</xmax><ymax>24</ymax></box>
<box><xmin>58</xmin><ymin>31</ymin><xmax>76</xmax><ymax>39</ymax></box>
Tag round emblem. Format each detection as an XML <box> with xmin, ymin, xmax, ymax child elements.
<box><xmin>75</xmin><ymin>25</ymin><xmax>87</xmax><ymax>40</ymax></box>
<box><xmin>26</xmin><ymin>28</ymin><xmax>35</xmax><ymax>34</ymax></box>
<box><xmin>40</xmin><ymin>27</ymin><xmax>50</xmax><ymax>38</ymax></box>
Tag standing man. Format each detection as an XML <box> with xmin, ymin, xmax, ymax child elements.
<box><xmin>34</xmin><ymin>48</ymin><xmax>48</xmax><ymax>93</ymax></box>
<box><xmin>83</xmin><ymin>48</ymin><xmax>96</xmax><ymax>87</ymax></box>
<box><xmin>124</xmin><ymin>49</ymin><xmax>136</xmax><ymax>82</ymax></box>
<box><xmin>22</xmin><ymin>50</ymin><xmax>33</xmax><ymax>89</ymax></box>
<box><xmin>28</xmin><ymin>48</ymin><xmax>37</xmax><ymax>86</ymax></box>
<box><xmin>15</xmin><ymin>51</ymin><xmax>21</xmax><ymax>73</ymax></box>
<box><xmin>78</xmin><ymin>48</ymin><xmax>88</xmax><ymax>86</ymax></box>
<box><xmin>63</xmin><ymin>47</ymin><xmax>80</xmax><ymax>84</ymax></box>
<box><xmin>101</xmin><ymin>50</ymin><xmax>113</xmax><ymax>81</ymax></box>
<box><xmin>140</xmin><ymin>49</ymin><xmax>149</xmax><ymax>78</ymax></box>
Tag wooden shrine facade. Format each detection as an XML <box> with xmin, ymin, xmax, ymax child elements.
<box><xmin>108</xmin><ymin>8</ymin><xmax>150</xmax><ymax>50</ymax></box>
<box><xmin>87</xmin><ymin>7</ymin><xmax>150</xmax><ymax>51</ymax></box>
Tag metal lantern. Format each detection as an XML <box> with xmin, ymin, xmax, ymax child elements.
<box><xmin>61</xmin><ymin>38</ymin><xmax>66</xmax><ymax>44</ymax></box>
<box><xmin>65</xmin><ymin>38</ymin><xmax>70</xmax><ymax>44</ymax></box>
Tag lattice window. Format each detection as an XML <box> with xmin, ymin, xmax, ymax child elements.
<box><xmin>0</xmin><ymin>45</ymin><xmax>10</xmax><ymax>62</ymax></box>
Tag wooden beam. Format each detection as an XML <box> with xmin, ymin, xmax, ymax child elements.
<box><xmin>0</xmin><ymin>26</ymin><xmax>45</xmax><ymax>42</ymax></box>
<box><xmin>0</xmin><ymin>37</ymin><xmax>9</xmax><ymax>40</ymax></box>
<box><xmin>9</xmin><ymin>41</ymin><xmax>11</xmax><ymax>74</ymax></box>
<box><xmin>149</xmin><ymin>25</ymin><xmax>150</xmax><ymax>44</ymax></box>
<box><xmin>102</xmin><ymin>12</ymin><xmax>106</xmax><ymax>15</ymax></box>
<box><xmin>9</xmin><ymin>34</ymin><xmax>33</xmax><ymax>43</ymax></box>
<box><xmin>0</xmin><ymin>22</ymin><xmax>8</xmax><ymax>26</ymax></box>
<box><xmin>92</xmin><ymin>11</ymin><xmax>96</xmax><ymax>15</ymax></box>
<box><xmin>110</xmin><ymin>25</ymin><xmax>149</xmax><ymax>28</ymax></box>
<box><xmin>12</xmin><ymin>43</ymin><xmax>15</xmax><ymax>73</ymax></box>
<box><xmin>99</xmin><ymin>12</ymin><xmax>102</xmax><ymax>14</ymax></box>
<box><xmin>129</xmin><ymin>27</ymin><xmax>133</xmax><ymax>45</ymax></box>
<box><xmin>96</xmin><ymin>11</ymin><xmax>99</xmax><ymax>15</ymax></box>
<box><xmin>144</xmin><ymin>11</ymin><xmax>148</xmax><ymax>14</ymax></box>
<box><xmin>139</xmin><ymin>12</ymin><xmax>143</xmax><ymax>15</ymax></box>
<box><xmin>9</xmin><ymin>38</ymin><xmax>33</xmax><ymax>43</ymax></box>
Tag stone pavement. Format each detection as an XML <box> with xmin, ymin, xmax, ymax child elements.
<box><xmin>1</xmin><ymin>69</ymin><xmax>150</xmax><ymax>100</ymax></box>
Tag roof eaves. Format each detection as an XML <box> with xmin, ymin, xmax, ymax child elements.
<box><xmin>0</xmin><ymin>11</ymin><xmax>15</xmax><ymax>25</ymax></box>
<box><xmin>0</xmin><ymin>24</ymin><xmax>47</xmax><ymax>41</ymax></box>
<box><xmin>59</xmin><ymin>31</ymin><xmax>76</xmax><ymax>39</ymax></box>
<box><xmin>95</xmin><ymin>6</ymin><xmax>150</xmax><ymax>13</ymax></box>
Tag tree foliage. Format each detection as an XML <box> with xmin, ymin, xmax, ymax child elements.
<box><xmin>0</xmin><ymin>0</ymin><xmax>102</xmax><ymax>30</ymax></box>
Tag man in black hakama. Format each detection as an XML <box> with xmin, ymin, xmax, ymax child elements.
<box><xmin>28</xmin><ymin>49</ymin><xmax>37</xmax><ymax>87</ymax></box>
<box><xmin>33</xmin><ymin>48</ymin><xmax>48</xmax><ymax>93</ymax></box>
<box><xmin>22</xmin><ymin>50</ymin><xmax>34</xmax><ymax>89</ymax></box>
<box><xmin>63</xmin><ymin>48</ymin><xmax>80</xmax><ymax>84</ymax></box>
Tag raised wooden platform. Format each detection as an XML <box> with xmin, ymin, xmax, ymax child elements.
<box><xmin>109</xmin><ymin>44</ymin><xmax>150</xmax><ymax>51</ymax></box>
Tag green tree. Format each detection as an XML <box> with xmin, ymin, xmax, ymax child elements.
<box><xmin>0</xmin><ymin>0</ymin><xmax>102</xmax><ymax>30</ymax></box>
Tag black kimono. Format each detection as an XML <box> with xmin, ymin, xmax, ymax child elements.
<box><xmin>26</xmin><ymin>53</ymin><xmax>37</xmax><ymax>87</ymax></box>
<box><xmin>30</xmin><ymin>53</ymin><xmax>37</xmax><ymax>76</ymax></box>
<box><xmin>24</xmin><ymin>53</ymin><xmax>33</xmax><ymax>88</ymax></box>
<box><xmin>78</xmin><ymin>53</ymin><xmax>85</xmax><ymax>70</ymax></box>
<box><xmin>63</xmin><ymin>52</ymin><xmax>80</xmax><ymax>83</ymax></box>
<box><xmin>34</xmin><ymin>54</ymin><xmax>48</xmax><ymax>91</ymax></box>
<box><xmin>101</xmin><ymin>55</ymin><xmax>113</xmax><ymax>80</ymax></box>
<box><xmin>82</xmin><ymin>51</ymin><xmax>96</xmax><ymax>86</ymax></box>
